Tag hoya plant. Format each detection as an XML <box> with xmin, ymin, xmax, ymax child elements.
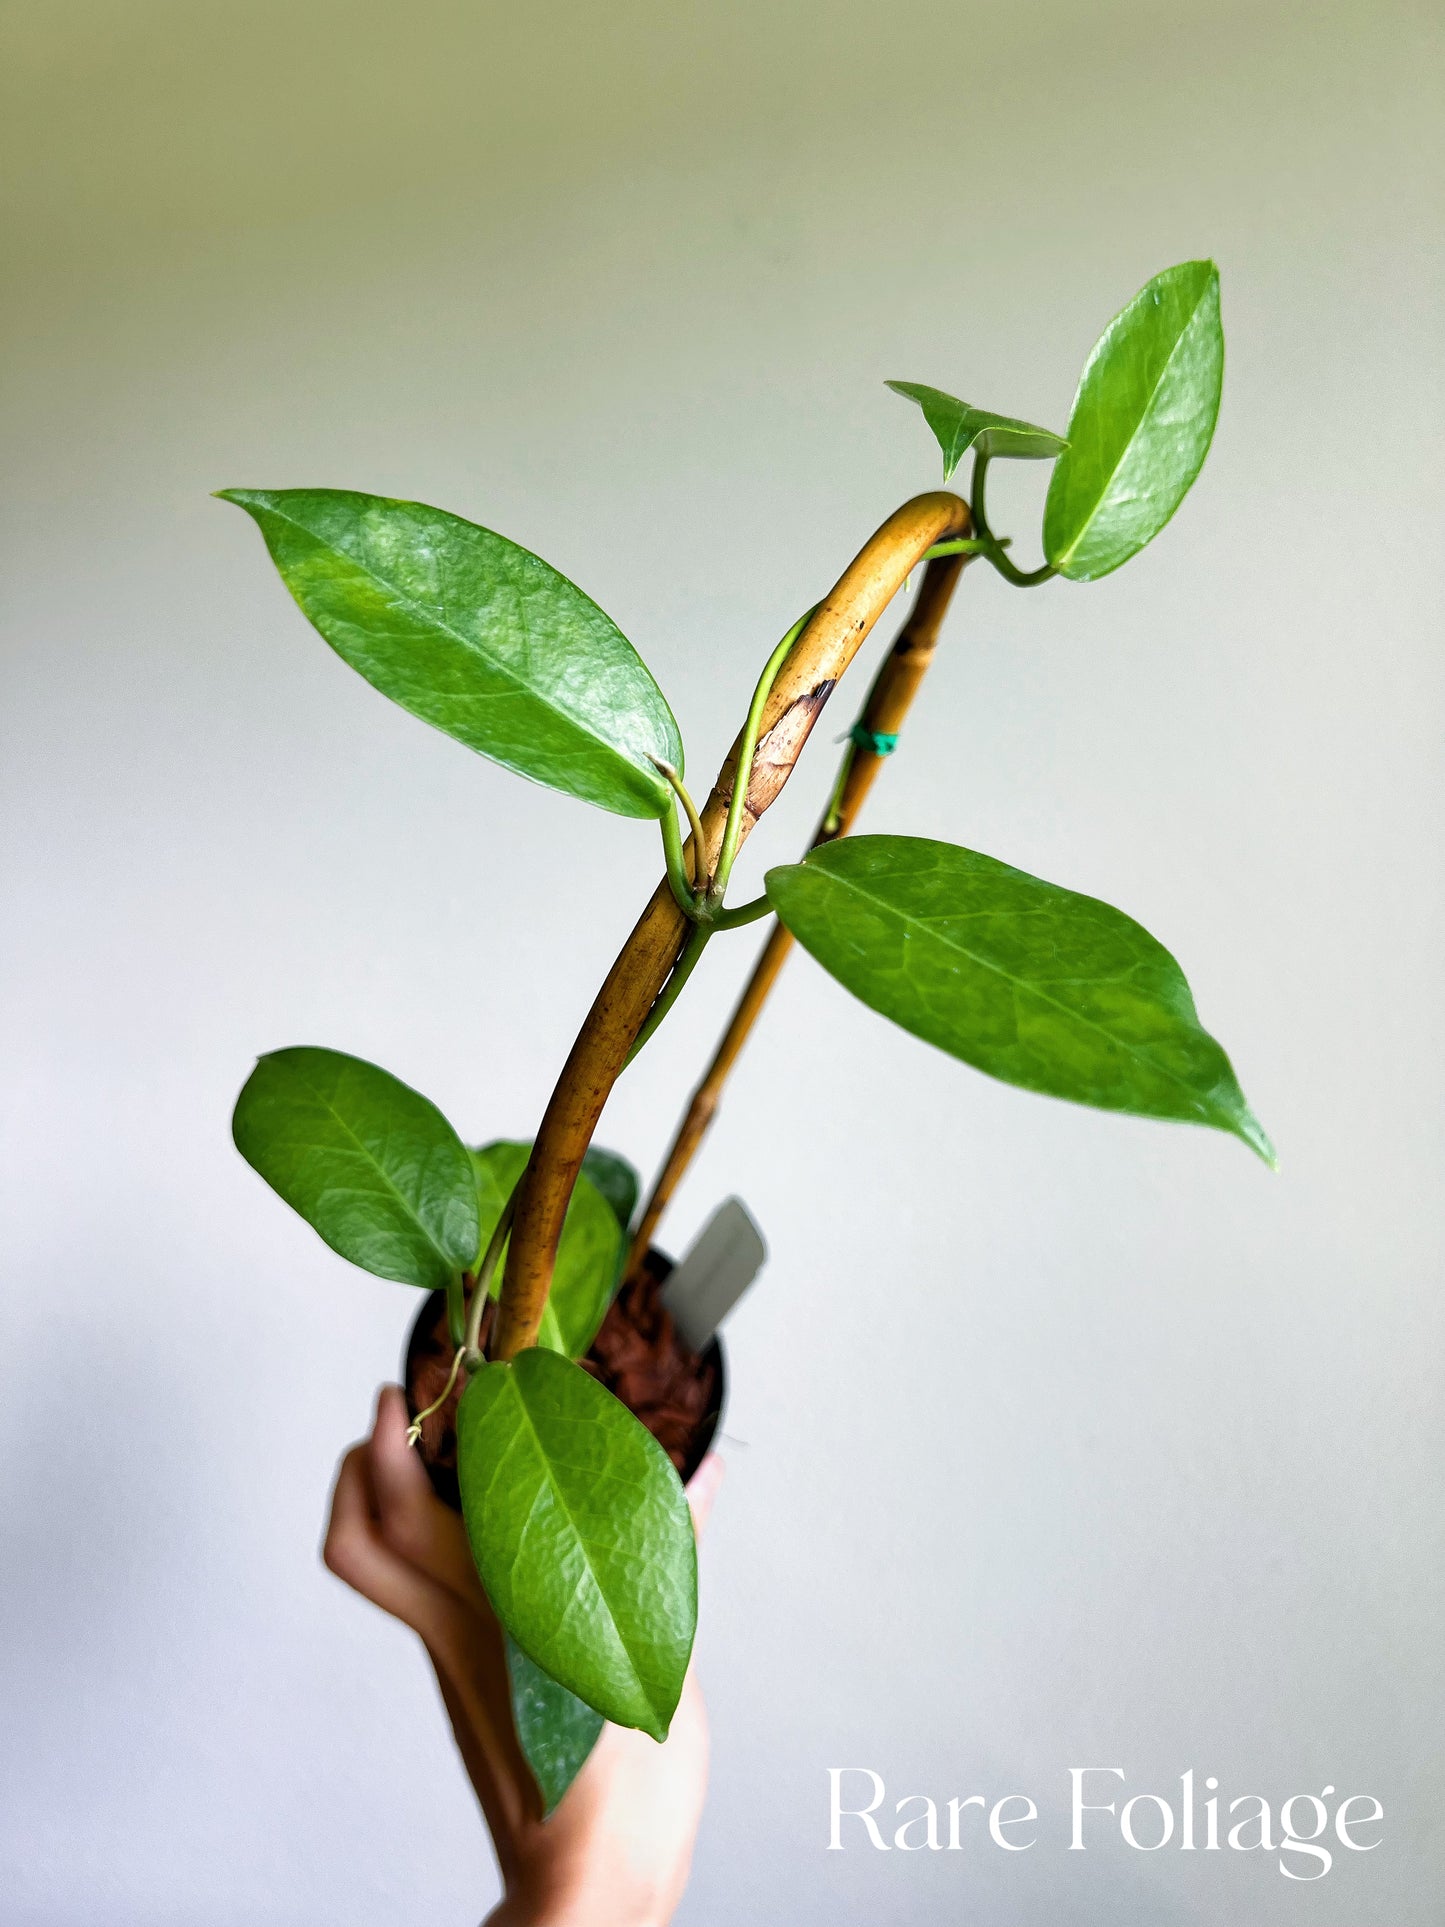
<box><xmin>225</xmin><ymin>259</ymin><xmax>1269</xmax><ymax>1812</ymax></box>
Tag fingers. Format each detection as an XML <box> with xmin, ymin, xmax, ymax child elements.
<box><xmin>322</xmin><ymin>1421</ymin><xmax>474</xmax><ymax>1654</ymax></box>
<box><xmin>366</xmin><ymin>1387</ymin><xmax>491</xmax><ymax>1613</ymax></box>
<box><xmin>324</xmin><ymin>1391</ymin><xmax>723</xmax><ymax>1868</ymax></box>
<box><xmin>321</xmin><ymin>1392</ymin><xmax>537</xmax><ymax>1846</ymax></box>
<box><xmin>321</xmin><ymin>1443</ymin><xmax>377</xmax><ymax>1593</ymax></box>
<box><xmin>322</xmin><ymin>1444</ymin><xmax>437</xmax><ymax>1630</ymax></box>
<box><xmin>368</xmin><ymin>1384</ymin><xmax>434</xmax><ymax>1502</ymax></box>
<box><xmin>685</xmin><ymin>1451</ymin><xmax>725</xmax><ymax>1537</ymax></box>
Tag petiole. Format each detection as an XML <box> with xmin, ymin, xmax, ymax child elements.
<box><xmin>968</xmin><ymin>451</ymin><xmax>1057</xmax><ymax>588</ymax></box>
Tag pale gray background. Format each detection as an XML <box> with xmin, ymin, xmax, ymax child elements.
<box><xmin>2</xmin><ymin>2</ymin><xmax>1441</xmax><ymax>1921</ymax></box>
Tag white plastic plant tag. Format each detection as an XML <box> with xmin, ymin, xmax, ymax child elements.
<box><xmin>660</xmin><ymin>1196</ymin><xmax>767</xmax><ymax>1352</ymax></box>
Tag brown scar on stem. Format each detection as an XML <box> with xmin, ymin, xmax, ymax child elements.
<box><xmin>492</xmin><ymin>492</ymin><xmax>969</xmax><ymax>1361</ymax></box>
<box><xmin>623</xmin><ymin>546</ymin><xmax>969</xmax><ymax>1281</ymax></box>
<box><xmin>718</xmin><ymin>678</ymin><xmax>838</xmax><ymax>825</ymax></box>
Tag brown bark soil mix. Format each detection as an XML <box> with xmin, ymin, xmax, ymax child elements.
<box><xmin>404</xmin><ymin>1249</ymin><xmax>723</xmax><ymax>1510</ymax></box>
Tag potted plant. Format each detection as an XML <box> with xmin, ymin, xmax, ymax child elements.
<box><xmin>223</xmin><ymin>258</ymin><xmax>1271</xmax><ymax>1816</ymax></box>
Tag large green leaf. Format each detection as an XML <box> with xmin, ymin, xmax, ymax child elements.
<box><xmin>1043</xmin><ymin>261</ymin><xmax>1223</xmax><ymax>581</ymax></box>
<box><xmin>494</xmin><ymin>1139</ymin><xmax>645</xmax><ymax>1818</ymax></box>
<box><xmin>232</xmin><ymin>1047</ymin><xmax>480</xmax><ymax>1288</ymax></box>
<box><xmin>886</xmin><ymin>381</ymin><xmax>1066</xmax><ymax>479</ymax></box>
<box><xmin>765</xmin><ymin>836</ymin><xmax>1273</xmax><ymax>1162</ymax></box>
<box><xmin>580</xmin><ymin>1144</ymin><xmax>641</xmax><ymax>1233</ymax></box>
<box><xmin>218</xmin><ymin>487</ymin><xmax>681</xmax><ymax>818</ymax></box>
<box><xmin>506</xmin><ymin>1634</ymin><xmax>605</xmax><ymax>1818</ymax></box>
<box><xmin>472</xmin><ymin>1142</ymin><xmax>622</xmax><ymax>1357</ymax></box>
<box><xmin>458</xmin><ymin>1348</ymin><xmax>696</xmax><ymax>1739</ymax></box>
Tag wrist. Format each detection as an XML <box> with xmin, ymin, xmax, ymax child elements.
<box><xmin>489</xmin><ymin>1899</ymin><xmax>669</xmax><ymax>1927</ymax></box>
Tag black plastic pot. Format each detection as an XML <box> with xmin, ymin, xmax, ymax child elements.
<box><xmin>403</xmin><ymin>1250</ymin><xmax>727</xmax><ymax>1511</ymax></box>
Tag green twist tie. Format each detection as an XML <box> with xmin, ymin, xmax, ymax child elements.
<box><xmin>849</xmin><ymin>724</ymin><xmax>900</xmax><ymax>757</ymax></box>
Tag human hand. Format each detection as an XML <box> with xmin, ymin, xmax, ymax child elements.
<box><xmin>323</xmin><ymin>1385</ymin><xmax>722</xmax><ymax>1927</ymax></box>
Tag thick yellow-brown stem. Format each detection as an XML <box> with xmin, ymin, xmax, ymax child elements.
<box><xmin>622</xmin><ymin>546</ymin><xmax>970</xmax><ymax>1279</ymax></box>
<box><xmin>492</xmin><ymin>492</ymin><xmax>968</xmax><ymax>1360</ymax></box>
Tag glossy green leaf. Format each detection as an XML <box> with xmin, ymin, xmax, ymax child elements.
<box><xmin>506</xmin><ymin>1634</ymin><xmax>605</xmax><ymax>1818</ymax></box>
<box><xmin>580</xmin><ymin>1144</ymin><xmax>641</xmax><ymax>1232</ymax></box>
<box><xmin>218</xmin><ymin>487</ymin><xmax>681</xmax><ymax>818</ymax></box>
<box><xmin>1043</xmin><ymin>261</ymin><xmax>1223</xmax><ymax>580</ymax></box>
<box><xmin>765</xmin><ymin>836</ymin><xmax>1273</xmax><ymax>1162</ymax></box>
<box><xmin>458</xmin><ymin>1348</ymin><xmax>696</xmax><ymax>1739</ymax></box>
<box><xmin>886</xmin><ymin>381</ymin><xmax>1066</xmax><ymax>479</ymax></box>
<box><xmin>232</xmin><ymin>1047</ymin><xmax>480</xmax><ymax>1288</ymax></box>
<box><xmin>472</xmin><ymin>1142</ymin><xmax>622</xmax><ymax>1357</ymax></box>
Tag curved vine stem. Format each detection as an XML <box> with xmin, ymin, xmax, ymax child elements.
<box><xmin>490</xmin><ymin>492</ymin><xmax>970</xmax><ymax>1361</ymax></box>
<box><xmin>706</xmin><ymin>891</ymin><xmax>775</xmax><ymax>931</ymax></box>
<box><xmin>651</xmin><ymin>758</ymin><xmax>708</xmax><ymax>890</ymax></box>
<box><xmin>623</xmin><ymin>922</ymin><xmax>712</xmax><ymax>1067</ymax></box>
<box><xmin>970</xmin><ymin>451</ymin><xmax>1056</xmax><ymax>589</ymax></box>
<box><xmin>623</xmin><ymin>544</ymin><xmax>971</xmax><ymax>1282</ymax></box>
<box><xmin>406</xmin><ymin>1346</ymin><xmax>466</xmax><ymax>1447</ymax></box>
<box><xmin>466</xmin><ymin>1182</ymin><xmax>518</xmax><ymax>1361</ymax></box>
<box><xmin>656</xmin><ymin>781</ymin><xmax>704</xmax><ymax>917</ymax></box>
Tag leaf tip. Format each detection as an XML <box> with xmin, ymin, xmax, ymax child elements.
<box><xmin>642</xmin><ymin>1711</ymin><xmax>670</xmax><ymax>1744</ymax></box>
<box><xmin>214</xmin><ymin>487</ymin><xmax>265</xmax><ymax>516</ymax></box>
<box><xmin>1234</xmin><ymin>1108</ymin><xmax>1278</xmax><ymax>1170</ymax></box>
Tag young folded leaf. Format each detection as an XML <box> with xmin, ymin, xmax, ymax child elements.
<box><xmin>217</xmin><ymin>488</ymin><xmax>682</xmax><ymax>818</ymax></box>
<box><xmin>506</xmin><ymin>1634</ymin><xmax>606</xmax><ymax>1818</ymax></box>
<box><xmin>1043</xmin><ymin>260</ymin><xmax>1223</xmax><ymax>581</ymax></box>
<box><xmin>232</xmin><ymin>1047</ymin><xmax>480</xmax><ymax>1288</ymax></box>
<box><xmin>886</xmin><ymin>382</ymin><xmax>1066</xmax><ymax>480</ymax></box>
<box><xmin>765</xmin><ymin>837</ymin><xmax>1273</xmax><ymax>1163</ymax></box>
<box><xmin>472</xmin><ymin>1141</ymin><xmax>623</xmax><ymax>1357</ymax></box>
<box><xmin>458</xmin><ymin>1348</ymin><xmax>697</xmax><ymax>1740</ymax></box>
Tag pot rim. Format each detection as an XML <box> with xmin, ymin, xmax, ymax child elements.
<box><xmin>402</xmin><ymin>1252</ymin><xmax>727</xmax><ymax>1508</ymax></box>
